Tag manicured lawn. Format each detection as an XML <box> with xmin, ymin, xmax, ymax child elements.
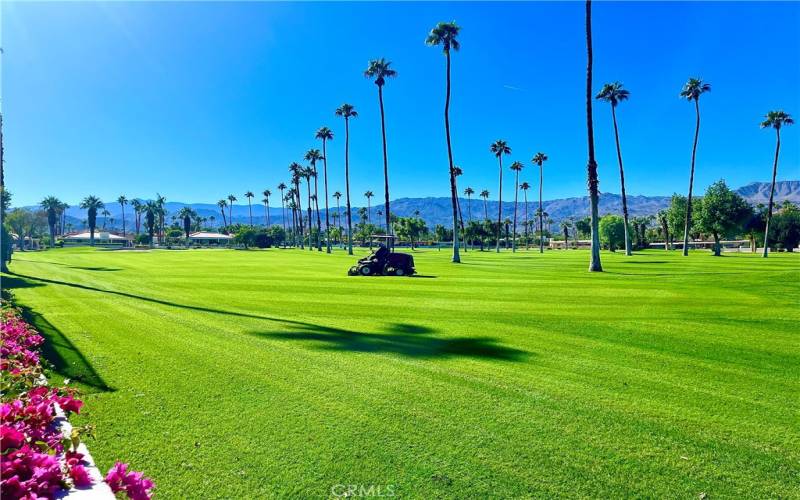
<box><xmin>3</xmin><ymin>246</ymin><xmax>798</xmax><ymax>498</ymax></box>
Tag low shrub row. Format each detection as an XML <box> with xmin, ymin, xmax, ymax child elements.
<box><xmin>1</xmin><ymin>301</ymin><xmax>155</xmax><ymax>499</ymax></box>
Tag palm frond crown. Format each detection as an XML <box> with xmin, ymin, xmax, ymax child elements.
<box><xmin>426</xmin><ymin>22</ymin><xmax>461</xmax><ymax>53</ymax></box>
<box><xmin>761</xmin><ymin>110</ymin><xmax>794</xmax><ymax>130</ymax></box>
<box><xmin>364</xmin><ymin>58</ymin><xmax>397</xmax><ymax>87</ymax></box>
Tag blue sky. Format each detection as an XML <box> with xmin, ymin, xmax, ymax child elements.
<box><xmin>3</xmin><ymin>1</ymin><xmax>799</xmax><ymax>207</ymax></box>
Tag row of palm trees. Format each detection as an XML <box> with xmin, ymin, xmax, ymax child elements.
<box><xmin>39</xmin><ymin>5</ymin><xmax>793</xmax><ymax>267</ymax></box>
<box><xmin>582</xmin><ymin>0</ymin><xmax>792</xmax><ymax>269</ymax></box>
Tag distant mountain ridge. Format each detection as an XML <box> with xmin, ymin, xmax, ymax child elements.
<box><xmin>24</xmin><ymin>180</ymin><xmax>800</xmax><ymax>230</ymax></box>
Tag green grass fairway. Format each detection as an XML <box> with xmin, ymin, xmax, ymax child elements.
<box><xmin>3</xmin><ymin>247</ymin><xmax>799</xmax><ymax>498</ymax></box>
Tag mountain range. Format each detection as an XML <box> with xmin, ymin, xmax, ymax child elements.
<box><xmin>25</xmin><ymin>180</ymin><xmax>800</xmax><ymax>231</ymax></box>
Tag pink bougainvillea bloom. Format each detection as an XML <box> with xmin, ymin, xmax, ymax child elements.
<box><xmin>0</xmin><ymin>424</ymin><xmax>26</xmax><ymax>451</ymax></box>
<box><xmin>69</xmin><ymin>463</ymin><xmax>93</xmax><ymax>488</ymax></box>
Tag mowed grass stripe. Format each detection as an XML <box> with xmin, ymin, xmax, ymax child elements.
<box><xmin>3</xmin><ymin>247</ymin><xmax>798</xmax><ymax>498</ymax></box>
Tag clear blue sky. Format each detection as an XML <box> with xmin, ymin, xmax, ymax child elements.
<box><xmin>3</xmin><ymin>1</ymin><xmax>799</xmax><ymax>207</ymax></box>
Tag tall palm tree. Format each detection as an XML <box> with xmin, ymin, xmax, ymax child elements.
<box><xmin>302</xmin><ymin>167</ymin><xmax>314</xmax><ymax>251</ymax></box>
<box><xmin>101</xmin><ymin>209</ymin><xmax>111</xmax><ymax>229</ymax></box>
<box><xmin>480</xmin><ymin>190</ymin><xmax>490</xmax><ymax>220</ymax></box>
<box><xmin>315</xmin><ymin>127</ymin><xmax>334</xmax><ymax>253</ymax></box>
<box><xmin>58</xmin><ymin>202</ymin><xmax>69</xmax><ymax>236</ymax></box>
<box><xmin>79</xmin><ymin>195</ymin><xmax>104</xmax><ymax>246</ymax></box>
<box><xmin>427</xmin><ymin>21</ymin><xmax>462</xmax><ymax>263</ymax></box>
<box><xmin>596</xmin><ymin>82</ymin><xmax>632</xmax><ymax>256</ymax></box>
<box><xmin>131</xmin><ymin>199</ymin><xmax>143</xmax><ymax>234</ymax></box>
<box><xmin>520</xmin><ymin>182</ymin><xmax>530</xmax><ymax>249</ymax></box>
<box><xmin>40</xmin><ymin>196</ymin><xmax>61</xmax><ymax>246</ymax></box>
<box><xmin>304</xmin><ymin>149</ymin><xmax>324</xmax><ymax>251</ymax></box>
<box><xmin>262</xmin><ymin>189</ymin><xmax>272</xmax><ymax>227</ymax></box>
<box><xmin>177</xmin><ymin>207</ymin><xmax>196</xmax><ymax>239</ymax></box>
<box><xmin>244</xmin><ymin>191</ymin><xmax>255</xmax><ymax>226</ymax></box>
<box><xmin>365</xmin><ymin>58</ymin><xmax>397</xmax><ymax>242</ymax></box>
<box><xmin>452</xmin><ymin>167</ymin><xmax>465</xmax><ymax>249</ymax></box>
<box><xmin>760</xmin><ymin>110</ymin><xmax>794</xmax><ymax>257</ymax></box>
<box><xmin>532</xmin><ymin>152</ymin><xmax>548</xmax><ymax>254</ymax></box>
<box><xmin>278</xmin><ymin>182</ymin><xmax>288</xmax><ymax>244</ymax></box>
<box><xmin>227</xmin><ymin>194</ymin><xmax>237</xmax><ymax>229</ymax></box>
<box><xmin>117</xmin><ymin>195</ymin><xmax>128</xmax><ymax>237</ymax></box>
<box><xmin>335</xmin><ymin>103</ymin><xmax>357</xmax><ymax>255</ymax></box>
<box><xmin>464</xmin><ymin>187</ymin><xmax>474</xmax><ymax>223</ymax></box>
<box><xmin>144</xmin><ymin>200</ymin><xmax>157</xmax><ymax>248</ymax></box>
<box><xmin>286</xmin><ymin>193</ymin><xmax>297</xmax><ymax>245</ymax></box>
<box><xmin>289</xmin><ymin>163</ymin><xmax>304</xmax><ymax>249</ymax></box>
<box><xmin>510</xmin><ymin>161</ymin><xmax>524</xmax><ymax>252</ymax></box>
<box><xmin>585</xmin><ymin>0</ymin><xmax>602</xmax><ymax>272</ymax></box>
<box><xmin>490</xmin><ymin>140</ymin><xmax>511</xmax><ymax>252</ymax></box>
<box><xmin>217</xmin><ymin>199</ymin><xmax>228</xmax><ymax>228</ymax></box>
<box><xmin>679</xmin><ymin>77</ymin><xmax>711</xmax><ymax>256</ymax></box>
<box><xmin>333</xmin><ymin>191</ymin><xmax>342</xmax><ymax>232</ymax></box>
<box><xmin>155</xmin><ymin>194</ymin><xmax>167</xmax><ymax>244</ymax></box>
<box><xmin>364</xmin><ymin>191</ymin><xmax>374</xmax><ymax>224</ymax></box>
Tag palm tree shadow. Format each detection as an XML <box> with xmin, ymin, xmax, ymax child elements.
<box><xmin>5</xmin><ymin>270</ymin><xmax>527</xmax><ymax>364</ymax></box>
<box><xmin>0</xmin><ymin>279</ymin><xmax>116</xmax><ymax>393</ymax></box>
<box><xmin>67</xmin><ymin>266</ymin><xmax>123</xmax><ymax>272</ymax></box>
<box><xmin>253</xmin><ymin>322</ymin><xmax>528</xmax><ymax>361</ymax></box>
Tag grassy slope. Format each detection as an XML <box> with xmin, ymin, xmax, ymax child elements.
<box><xmin>3</xmin><ymin>247</ymin><xmax>798</xmax><ymax>498</ymax></box>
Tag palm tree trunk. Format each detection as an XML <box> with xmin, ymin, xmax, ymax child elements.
<box><xmin>512</xmin><ymin>171</ymin><xmax>519</xmax><ymax>252</ymax></box>
<box><xmin>121</xmin><ymin>205</ymin><xmax>126</xmax><ymax>237</ymax></box>
<box><xmin>539</xmin><ymin>166</ymin><xmax>544</xmax><ymax>254</ymax></box>
<box><xmin>220</xmin><ymin>208</ymin><xmax>227</xmax><ymax>228</ymax></box>
<box><xmin>263</xmin><ymin>202</ymin><xmax>268</xmax><ymax>226</ymax></box>
<box><xmin>763</xmin><ymin>128</ymin><xmax>781</xmax><ymax>257</ymax></box>
<box><xmin>295</xmin><ymin>182</ymin><xmax>304</xmax><ymax>249</ymax></box>
<box><xmin>456</xmin><ymin>189</ymin><xmax>465</xmax><ymax>252</ymax></box>
<box><xmin>496</xmin><ymin>157</ymin><xmax>503</xmax><ymax>253</ymax></box>
<box><xmin>322</xmin><ymin>139</ymin><xmax>332</xmax><ymax>253</ymax></box>
<box><xmin>523</xmin><ymin>191</ymin><xmax>529</xmax><ymax>250</ymax></box>
<box><xmin>610</xmin><ymin>106</ymin><xmax>632</xmax><ymax>256</ymax></box>
<box><xmin>267</xmin><ymin>200</ymin><xmax>271</xmax><ymax>227</ymax></box>
<box><xmin>313</xmin><ymin>164</ymin><xmax>322</xmax><ymax>251</ymax></box>
<box><xmin>378</xmin><ymin>86</ymin><xmax>392</xmax><ymax>248</ymax></box>
<box><xmin>683</xmin><ymin>99</ymin><xmax>701</xmax><ymax>256</ymax></box>
<box><xmin>467</xmin><ymin>194</ymin><xmax>473</xmax><ymax>250</ymax></box>
<box><xmin>585</xmin><ymin>0</ymin><xmax>602</xmax><ymax>272</ymax></box>
<box><xmin>444</xmin><ymin>50</ymin><xmax>461</xmax><ymax>263</ymax></box>
<box><xmin>344</xmin><ymin>118</ymin><xmax>353</xmax><ymax>255</ymax></box>
<box><xmin>483</xmin><ymin>197</ymin><xmax>488</xmax><ymax>220</ymax></box>
<box><xmin>290</xmin><ymin>204</ymin><xmax>296</xmax><ymax>246</ymax></box>
<box><xmin>306</xmin><ymin>180</ymin><xmax>313</xmax><ymax>251</ymax></box>
<box><xmin>279</xmin><ymin>189</ymin><xmax>286</xmax><ymax>232</ymax></box>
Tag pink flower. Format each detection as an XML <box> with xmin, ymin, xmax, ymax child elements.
<box><xmin>0</xmin><ymin>424</ymin><xmax>26</xmax><ymax>451</ymax></box>
<box><xmin>69</xmin><ymin>463</ymin><xmax>93</xmax><ymax>488</ymax></box>
<box><xmin>105</xmin><ymin>462</ymin><xmax>155</xmax><ymax>500</ymax></box>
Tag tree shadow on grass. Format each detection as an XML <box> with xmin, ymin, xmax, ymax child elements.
<box><xmin>22</xmin><ymin>305</ymin><xmax>115</xmax><ymax>394</ymax></box>
<box><xmin>66</xmin><ymin>266</ymin><xmax>123</xmax><ymax>272</ymax></box>
<box><xmin>2</xmin><ymin>274</ymin><xmax>114</xmax><ymax>393</ymax></box>
<box><xmin>7</xmin><ymin>271</ymin><xmax>528</xmax><ymax>362</ymax></box>
<box><xmin>253</xmin><ymin>322</ymin><xmax>529</xmax><ymax>361</ymax></box>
